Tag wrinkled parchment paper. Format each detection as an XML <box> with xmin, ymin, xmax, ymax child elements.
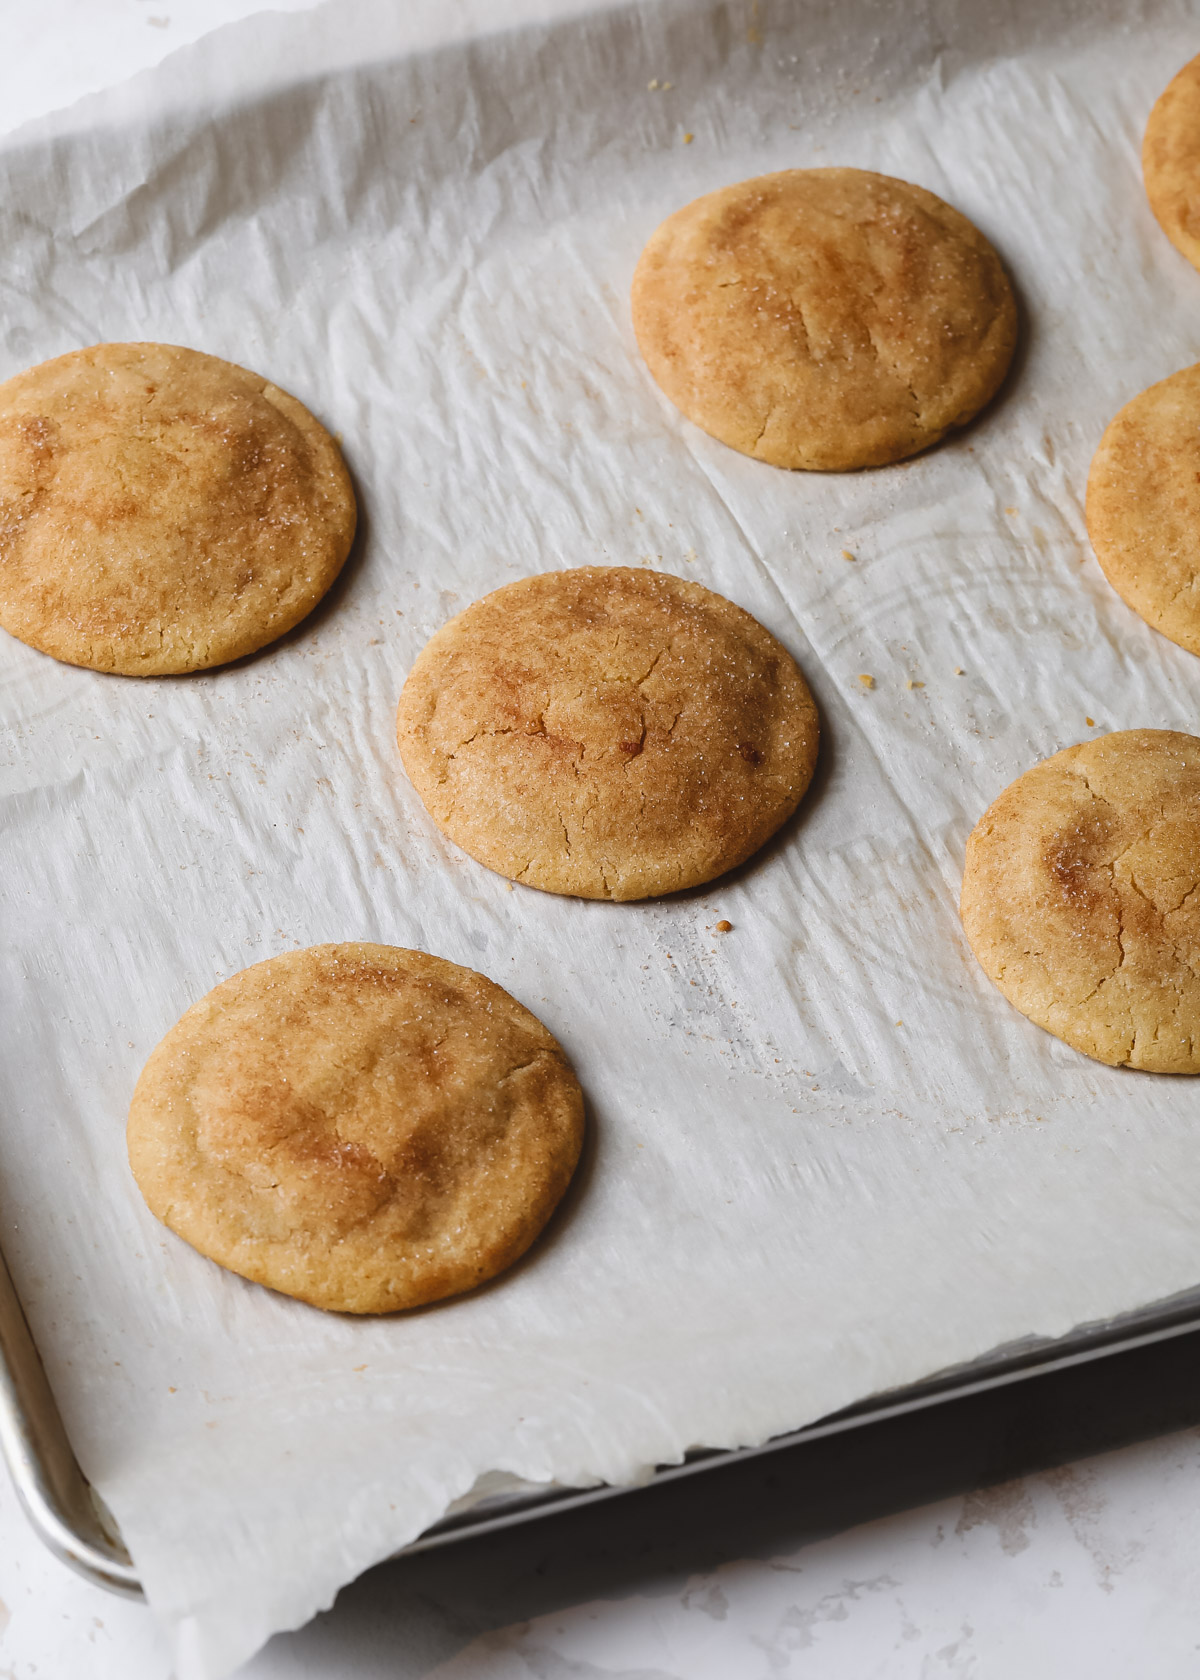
<box><xmin>3</xmin><ymin>0</ymin><xmax>1200</xmax><ymax>1669</ymax></box>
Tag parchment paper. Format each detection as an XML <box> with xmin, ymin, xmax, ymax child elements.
<box><xmin>3</xmin><ymin>0</ymin><xmax>1200</xmax><ymax>1670</ymax></box>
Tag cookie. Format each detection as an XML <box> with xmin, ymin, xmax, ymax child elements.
<box><xmin>1143</xmin><ymin>53</ymin><xmax>1200</xmax><ymax>272</ymax></box>
<box><xmin>630</xmin><ymin>168</ymin><xmax>1017</xmax><ymax>471</ymax></box>
<box><xmin>1086</xmin><ymin>363</ymin><xmax>1200</xmax><ymax>658</ymax></box>
<box><xmin>396</xmin><ymin>566</ymin><xmax>819</xmax><ymax>901</ymax></box>
<box><xmin>127</xmin><ymin>944</ymin><xmax>584</xmax><ymax>1313</ymax></box>
<box><xmin>0</xmin><ymin>342</ymin><xmax>356</xmax><ymax>675</ymax></box>
<box><xmin>961</xmin><ymin>730</ymin><xmax>1200</xmax><ymax>1073</ymax></box>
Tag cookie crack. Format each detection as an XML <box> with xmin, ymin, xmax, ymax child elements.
<box><xmin>1125</xmin><ymin>865</ymin><xmax>1200</xmax><ymax>979</ymax></box>
<box><xmin>620</xmin><ymin>716</ymin><xmax>648</xmax><ymax>770</ymax></box>
<box><xmin>635</xmin><ymin>642</ymin><xmax>671</xmax><ymax>690</ymax></box>
<box><xmin>1165</xmin><ymin>572</ymin><xmax>1200</xmax><ymax>611</ymax></box>
<box><xmin>498</xmin><ymin>1050</ymin><xmax>553</xmax><ymax>1085</ymax></box>
<box><xmin>1064</xmin><ymin>822</ymin><xmax>1200</xmax><ymax>1040</ymax></box>
<box><xmin>1067</xmin><ymin>764</ymin><xmax>1117</xmax><ymax>812</ymax></box>
<box><xmin>750</xmin><ymin>407</ymin><xmax>775</xmax><ymax>451</ymax></box>
<box><xmin>1173</xmin><ymin>880</ymin><xmax>1200</xmax><ymax>919</ymax></box>
<box><xmin>791</xmin><ymin>296</ymin><xmax>815</xmax><ymax>359</ymax></box>
<box><xmin>865</xmin><ymin>324</ymin><xmax>922</xmax><ymax>422</ymax></box>
<box><xmin>435</xmin><ymin>720</ymin><xmax>561</xmax><ymax>786</ymax></box>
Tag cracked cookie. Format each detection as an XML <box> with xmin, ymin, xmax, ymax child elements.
<box><xmin>1087</xmin><ymin>362</ymin><xmax>1200</xmax><ymax>658</ymax></box>
<box><xmin>1144</xmin><ymin>52</ymin><xmax>1200</xmax><ymax>273</ymax></box>
<box><xmin>961</xmin><ymin>730</ymin><xmax>1200</xmax><ymax>1073</ymax></box>
<box><xmin>396</xmin><ymin>566</ymin><xmax>819</xmax><ymax>900</ymax></box>
<box><xmin>127</xmin><ymin>943</ymin><xmax>584</xmax><ymax>1313</ymax></box>
<box><xmin>630</xmin><ymin>168</ymin><xmax>1017</xmax><ymax>471</ymax></box>
<box><xmin>0</xmin><ymin>342</ymin><xmax>355</xmax><ymax>674</ymax></box>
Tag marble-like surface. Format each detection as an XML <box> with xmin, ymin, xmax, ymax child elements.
<box><xmin>0</xmin><ymin>0</ymin><xmax>322</xmax><ymax>137</ymax></box>
<box><xmin>1</xmin><ymin>2</ymin><xmax>1198</xmax><ymax>1674</ymax></box>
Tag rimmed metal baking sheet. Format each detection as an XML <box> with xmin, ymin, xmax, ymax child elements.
<box><xmin>5</xmin><ymin>1245</ymin><xmax>1197</xmax><ymax>1598</ymax></box>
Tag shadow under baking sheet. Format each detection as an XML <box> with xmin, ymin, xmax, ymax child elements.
<box><xmin>244</xmin><ymin>1323</ymin><xmax>1200</xmax><ymax>1676</ymax></box>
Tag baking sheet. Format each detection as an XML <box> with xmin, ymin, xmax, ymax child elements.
<box><xmin>3</xmin><ymin>0</ymin><xmax>1200</xmax><ymax>1670</ymax></box>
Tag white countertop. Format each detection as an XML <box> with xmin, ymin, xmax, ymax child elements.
<box><xmin>1</xmin><ymin>3</ymin><xmax>1196</xmax><ymax>1674</ymax></box>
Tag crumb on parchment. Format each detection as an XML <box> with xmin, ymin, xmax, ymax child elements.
<box><xmin>857</xmin><ymin>673</ymin><xmax>875</xmax><ymax>689</ymax></box>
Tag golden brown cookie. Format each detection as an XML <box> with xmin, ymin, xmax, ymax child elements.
<box><xmin>396</xmin><ymin>566</ymin><xmax>819</xmax><ymax>900</ymax></box>
<box><xmin>961</xmin><ymin>730</ymin><xmax>1200</xmax><ymax>1073</ymax></box>
<box><xmin>630</xmin><ymin>168</ymin><xmax>1017</xmax><ymax>471</ymax></box>
<box><xmin>127</xmin><ymin>944</ymin><xmax>584</xmax><ymax>1313</ymax></box>
<box><xmin>0</xmin><ymin>342</ymin><xmax>355</xmax><ymax>675</ymax></box>
<box><xmin>1143</xmin><ymin>53</ymin><xmax>1200</xmax><ymax>271</ymax></box>
<box><xmin>1086</xmin><ymin>363</ymin><xmax>1200</xmax><ymax>657</ymax></box>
